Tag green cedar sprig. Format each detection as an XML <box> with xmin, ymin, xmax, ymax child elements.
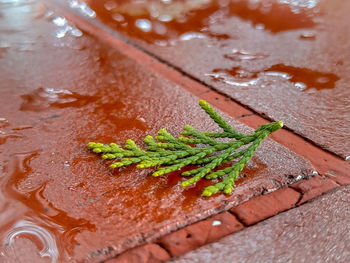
<box><xmin>88</xmin><ymin>100</ymin><xmax>283</xmax><ymax>196</ymax></box>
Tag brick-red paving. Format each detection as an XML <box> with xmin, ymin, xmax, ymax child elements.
<box><xmin>104</xmin><ymin>244</ymin><xmax>170</xmax><ymax>263</ymax></box>
<box><xmin>290</xmin><ymin>175</ymin><xmax>339</xmax><ymax>204</ymax></box>
<box><xmin>158</xmin><ymin>212</ymin><xmax>243</xmax><ymax>257</ymax></box>
<box><xmin>77</xmin><ymin>0</ymin><xmax>350</xmax><ymax>159</ymax></box>
<box><xmin>172</xmin><ymin>185</ymin><xmax>350</xmax><ymax>263</ymax></box>
<box><xmin>0</xmin><ymin>1</ymin><xmax>316</xmax><ymax>262</ymax></box>
<box><xmin>230</xmin><ymin>188</ymin><xmax>300</xmax><ymax>226</ymax></box>
<box><xmin>49</xmin><ymin>0</ymin><xmax>350</xmax><ymax>184</ymax></box>
<box><xmin>0</xmin><ymin>0</ymin><xmax>349</xmax><ymax>262</ymax></box>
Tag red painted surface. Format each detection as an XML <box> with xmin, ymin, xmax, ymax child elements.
<box><xmin>0</xmin><ymin>1</ymin><xmax>314</xmax><ymax>262</ymax></box>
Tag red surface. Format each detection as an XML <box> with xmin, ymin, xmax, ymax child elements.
<box><xmin>79</xmin><ymin>0</ymin><xmax>350</xmax><ymax>159</ymax></box>
<box><xmin>173</xmin><ymin>185</ymin><xmax>350</xmax><ymax>263</ymax></box>
<box><xmin>0</xmin><ymin>1</ymin><xmax>314</xmax><ymax>262</ymax></box>
<box><xmin>83</xmin><ymin>0</ymin><xmax>317</xmax><ymax>44</ymax></box>
<box><xmin>230</xmin><ymin>188</ymin><xmax>300</xmax><ymax>225</ymax></box>
<box><xmin>158</xmin><ymin>212</ymin><xmax>243</xmax><ymax>257</ymax></box>
<box><xmin>105</xmin><ymin>244</ymin><xmax>169</xmax><ymax>263</ymax></box>
<box><xmin>290</xmin><ymin>175</ymin><xmax>338</xmax><ymax>204</ymax></box>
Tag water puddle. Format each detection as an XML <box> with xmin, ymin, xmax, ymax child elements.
<box><xmin>264</xmin><ymin>64</ymin><xmax>340</xmax><ymax>91</ymax></box>
<box><xmin>81</xmin><ymin>0</ymin><xmax>320</xmax><ymax>45</ymax></box>
<box><xmin>0</xmin><ymin>151</ymin><xmax>96</xmax><ymax>261</ymax></box>
<box><xmin>208</xmin><ymin>63</ymin><xmax>339</xmax><ymax>91</ymax></box>
<box><xmin>0</xmin><ymin>118</ymin><xmax>24</xmax><ymax>145</ymax></box>
<box><xmin>20</xmin><ymin>87</ymin><xmax>99</xmax><ymax>111</ymax></box>
<box><xmin>3</xmin><ymin>219</ymin><xmax>59</xmax><ymax>263</ymax></box>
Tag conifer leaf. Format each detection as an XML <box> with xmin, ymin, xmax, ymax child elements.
<box><xmin>88</xmin><ymin>100</ymin><xmax>283</xmax><ymax>196</ymax></box>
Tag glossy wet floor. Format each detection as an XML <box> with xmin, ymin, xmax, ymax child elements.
<box><xmin>79</xmin><ymin>0</ymin><xmax>350</xmax><ymax>159</ymax></box>
<box><xmin>0</xmin><ymin>0</ymin><xmax>314</xmax><ymax>262</ymax></box>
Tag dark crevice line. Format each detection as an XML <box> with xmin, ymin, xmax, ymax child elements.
<box><xmin>46</xmin><ymin>0</ymin><xmax>348</xmax><ymax>163</ymax></box>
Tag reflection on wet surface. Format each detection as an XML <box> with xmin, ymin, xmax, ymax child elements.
<box><xmin>264</xmin><ymin>64</ymin><xmax>340</xmax><ymax>91</ymax></box>
<box><xmin>1</xmin><ymin>151</ymin><xmax>96</xmax><ymax>261</ymax></box>
<box><xmin>208</xmin><ymin>63</ymin><xmax>339</xmax><ymax>91</ymax></box>
<box><xmin>4</xmin><ymin>220</ymin><xmax>59</xmax><ymax>263</ymax></box>
<box><xmin>83</xmin><ymin>0</ymin><xmax>320</xmax><ymax>45</ymax></box>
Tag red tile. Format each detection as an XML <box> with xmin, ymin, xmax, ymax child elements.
<box><xmin>158</xmin><ymin>213</ymin><xmax>243</xmax><ymax>257</ymax></box>
<box><xmin>105</xmin><ymin>244</ymin><xmax>169</xmax><ymax>263</ymax></box>
<box><xmin>231</xmin><ymin>188</ymin><xmax>300</xmax><ymax>225</ymax></box>
<box><xmin>172</xmin><ymin>185</ymin><xmax>350</xmax><ymax>263</ymax></box>
<box><xmin>290</xmin><ymin>176</ymin><xmax>339</xmax><ymax>204</ymax></box>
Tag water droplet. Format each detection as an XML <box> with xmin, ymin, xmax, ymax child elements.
<box><xmin>135</xmin><ymin>19</ymin><xmax>152</xmax><ymax>32</ymax></box>
<box><xmin>153</xmin><ymin>22</ymin><xmax>167</xmax><ymax>35</ymax></box>
<box><xmin>300</xmin><ymin>31</ymin><xmax>316</xmax><ymax>40</ymax></box>
<box><xmin>212</xmin><ymin>220</ymin><xmax>221</xmax><ymax>226</ymax></box>
<box><xmin>179</xmin><ymin>32</ymin><xmax>206</xmax><ymax>41</ymax></box>
<box><xmin>264</xmin><ymin>71</ymin><xmax>291</xmax><ymax>79</ymax></box>
<box><xmin>255</xmin><ymin>23</ymin><xmax>265</xmax><ymax>30</ymax></box>
<box><xmin>158</xmin><ymin>14</ymin><xmax>173</xmax><ymax>22</ymax></box>
<box><xmin>112</xmin><ymin>13</ymin><xmax>124</xmax><ymax>22</ymax></box>
<box><xmin>68</xmin><ymin>0</ymin><xmax>96</xmax><ymax>18</ymax></box>
<box><xmin>52</xmin><ymin>16</ymin><xmax>66</xmax><ymax>27</ymax></box>
<box><xmin>55</xmin><ymin>27</ymin><xmax>69</xmax><ymax>38</ymax></box>
<box><xmin>294</xmin><ymin>82</ymin><xmax>307</xmax><ymax>91</ymax></box>
<box><xmin>224</xmin><ymin>49</ymin><xmax>269</xmax><ymax>61</ymax></box>
<box><xmin>70</xmin><ymin>28</ymin><xmax>83</xmax><ymax>37</ymax></box>
<box><xmin>104</xmin><ymin>1</ymin><xmax>117</xmax><ymax>11</ymax></box>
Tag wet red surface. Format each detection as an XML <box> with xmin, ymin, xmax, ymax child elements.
<box><xmin>173</xmin><ymin>185</ymin><xmax>350</xmax><ymax>263</ymax></box>
<box><xmin>211</xmin><ymin>63</ymin><xmax>339</xmax><ymax>91</ymax></box>
<box><xmin>83</xmin><ymin>0</ymin><xmax>318</xmax><ymax>45</ymax></box>
<box><xmin>78</xmin><ymin>0</ymin><xmax>350</xmax><ymax>158</ymax></box>
<box><xmin>0</xmin><ymin>0</ymin><xmax>314</xmax><ymax>262</ymax></box>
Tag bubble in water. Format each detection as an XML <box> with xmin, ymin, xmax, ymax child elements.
<box><xmin>3</xmin><ymin>220</ymin><xmax>59</xmax><ymax>263</ymax></box>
